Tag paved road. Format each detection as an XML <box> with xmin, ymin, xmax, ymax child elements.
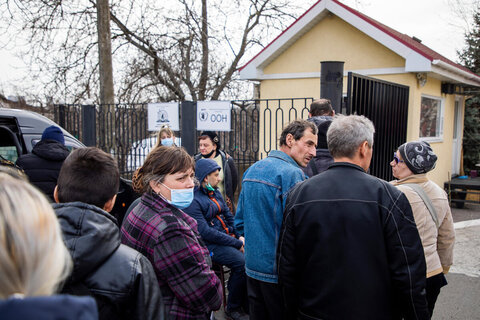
<box><xmin>433</xmin><ymin>203</ymin><xmax>480</xmax><ymax>319</ymax></box>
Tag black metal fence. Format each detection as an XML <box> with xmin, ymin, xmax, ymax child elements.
<box><xmin>346</xmin><ymin>72</ymin><xmax>410</xmax><ymax>181</ymax></box>
<box><xmin>54</xmin><ymin>73</ymin><xmax>408</xmax><ymax>183</ymax></box>
<box><xmin>54</xmin><ymin>98</ymin><xmax>313</xmax><ymax>179</ymax></box>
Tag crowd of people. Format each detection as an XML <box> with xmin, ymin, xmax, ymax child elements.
<box><xmin>0</xmin><ymin>98</ymin><xmax>455</xmax><ymax>320</ymax></box>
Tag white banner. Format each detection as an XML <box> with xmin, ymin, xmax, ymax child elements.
<box><xmin>196</xmin><ymin>101</ymin><xmax>231</xmax><ymax>131</ymax></box>
<box><xmin>147</xmin><ymin>102</ymin><xmax>180</xmax><ymax>131</ymax></box>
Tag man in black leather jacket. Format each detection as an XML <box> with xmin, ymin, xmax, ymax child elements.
<box><xmin>53</xmin><ymin>147</ymin><xmax>165</xmax><ymax>320</ymax></box>
<box><xmin>277</xmin><ymin>115</ymin><xmax>429</xmax><ymax>320</ymax></box>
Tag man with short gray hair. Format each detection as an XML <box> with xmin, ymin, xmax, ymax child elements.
<box><xmin>278</xmin><ymin>115</ymin><xmax>429</xmax><ymax>320</ymax></box>
<box><xmin>235</xmin><ymin>119</ymin><xmax>317</xmax><ymax>320</ymax></box>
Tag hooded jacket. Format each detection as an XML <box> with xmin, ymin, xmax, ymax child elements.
<box><xmin>184</xmin><ymin>187</ymin><xmax>243</xmax><ymax>250</ymax></box>
<box><xmin>0</xmin><ymin>295</ymin><xmax>98</xmax><ymax>320</ymax></box>
<box><xmin>54</xmin><ymin>202</ymin><xmax>164</xmax><ymax>320</ymax></box>
<box><xmin>194</xmin><ymin>150</ymin><xmax>238</xmax><ymax>210</ymax></box>
<box><xmin>185</xmin><ymin>158</ymin><xmax>242</xmax><ymax>249</ymax></box>
<box><xmin>16</xmin><ymin>139</ymin><xmax>70</xmax><ymax>201</ymax></box>
<box><xmin>303</xmin><ymin>116</ymin><xmax>334</xmax><ymax>177</ymax></box>
<box><xmin>391</xmin><ymin>174</ymin><xmax>455</xmax><ymax>277</ymax></box>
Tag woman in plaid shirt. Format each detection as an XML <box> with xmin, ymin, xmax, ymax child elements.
<box><xmin>121</xmin><ymin>146</ymin><xmax>222</xmax><ymax>319</ymax></box>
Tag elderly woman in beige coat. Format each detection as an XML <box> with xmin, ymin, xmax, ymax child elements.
<box><xmin>390</xmin><ymin>140</ymin><xmax>455</xmax><ymax>318</ymax></box>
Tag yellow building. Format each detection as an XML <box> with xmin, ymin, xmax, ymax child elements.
<box><xmin>239</xmin><ymin>0</ymin><xmax>480</xmax><ymax>187</ymax></box>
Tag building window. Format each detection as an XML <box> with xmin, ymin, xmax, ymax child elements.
<box><xmin>419</xmin><ymin>95</ymin><xmax>443</xmax><ymax>140</ymax></box>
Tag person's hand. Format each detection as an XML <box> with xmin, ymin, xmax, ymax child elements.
<box><xmin>239</xmin><ymin>245</ymin><xmax>245</xmax><ymax>253</ymax></box>
<box><xmin>239</xmin><ymin>236</ymin><xmax>245</xmax><ymax>245</ymax></box>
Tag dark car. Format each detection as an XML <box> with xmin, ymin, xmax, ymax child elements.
<box><xmin>0</xmin><ymin>108</ymin><xmax>137</xmax><ymax>225</ymax></box>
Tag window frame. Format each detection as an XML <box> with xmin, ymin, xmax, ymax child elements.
<box><xmin>419</xmin><ymin>94</ymin><xmax>444</xmax><ymax>143</ymax></box>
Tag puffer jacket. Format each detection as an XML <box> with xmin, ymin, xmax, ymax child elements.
<box><xmin>54</xmin><ymin>202</ymin><xmax>165</xmax><ymax>320</ymax></box>
<box><xmin>16</xmin><ymin>140</ymin><xmax>70</xmax><ymax>201</ymax></box>
<box><xmin>278</xmin><ymin>162</ymin><xmax>428</xmax><ymax>320</ymax></box>
<box><xmin>391</xmin><ymin>174</ymin><xmax>455</xmax><ymax>277</ymax></box>
<box><xmin>184</xmin><ymin>186</ymin><xmax>243</xmax><ymax>250</ymax></box>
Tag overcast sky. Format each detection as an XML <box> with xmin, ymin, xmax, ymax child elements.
<box><xmin>339</xmin><ymin>0</ymin><xmax>476</xmax><ymax>62</ymax></box>
<box><xmin>0</xmin><ymin>0</ymin><xmax>477</xmax><ymax>98</ymax></box>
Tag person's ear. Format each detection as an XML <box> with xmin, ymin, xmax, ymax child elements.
<box><xmin>285</xmin><ymin>133</ymin><xmax>294</xmax><ymax>148</ymax></box>
<box><xmin>149</xmin><ymin>180</ymin><xmax>160</xmax><ymax>193</ymax></box>
<box><xmin>359</xmin><ymin>141</ymin><xmax>369</xmax><ymax>158</ymax></box>
<box><xmin>53</xmin><ymin>186</ymin><xmax>60</xmax><ymax>203</ymax></box>
<box><xmin>308</xmin><ymin>112</ymin><xmax>312</xmax><ymax>118</ymax></box>
<box><xmin>103</xmin><ymin>194</ymin><xmax>117</xmax><ymax>213</ymax></box>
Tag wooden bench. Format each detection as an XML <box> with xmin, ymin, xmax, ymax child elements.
<box><xmin>444</xmin><ymin>177</ymin><xmax>480</xmax><ymax>208</ymax></box>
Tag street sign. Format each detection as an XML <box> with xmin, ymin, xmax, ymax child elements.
<box><xmin>147</xmin><ymin>102</ymin><xmax>180</xmax><ymax>131</ymax></box>
<box><xmin>196</xmin><ymin>101</ymin><xmax>231</xmax><ymax>131</ymax></box>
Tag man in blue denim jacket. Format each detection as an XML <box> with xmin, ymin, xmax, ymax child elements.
<box><xmin>234</xmin><ymin>119</ymin><xmax>317</xmax><ymax>320</ymax></box>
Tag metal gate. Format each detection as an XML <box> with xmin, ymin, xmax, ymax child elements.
<box><xmin>54</xmin><ymin>98</ymin><xmax>312</xmax><ymax>179</ymax></box>
<box><xmin>346</xmin><ymin>72</ymin><xmax>409</xmax><ymax>181</ymax></box>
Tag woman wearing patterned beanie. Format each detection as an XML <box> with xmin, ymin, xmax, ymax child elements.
<box><xmin>390</xmin><ymin>140</ymin><xmax>455</xmax><ymax>318</ymax></box>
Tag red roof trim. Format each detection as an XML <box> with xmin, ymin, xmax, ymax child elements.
<box><xmin>240</xmin><ymin>0</ymin><xmax>479</xmax><ymax>80</ymax></box>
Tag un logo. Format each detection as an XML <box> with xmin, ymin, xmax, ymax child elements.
<box><xmin>199</xmin><ymin>111</ymin><xmax>208</xmax><ymax>121</ymax></box>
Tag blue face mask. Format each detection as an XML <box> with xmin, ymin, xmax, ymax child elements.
<box><xmin>161</xmin><ymin>138</ymin><xmax>174</xmax><ymax>147</ymax></box>
<box><xmin>160</xmin><ymin>183</ymin><xmax>194</xmax><ymax>209</ymax></box>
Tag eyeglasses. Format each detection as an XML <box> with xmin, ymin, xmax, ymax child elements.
<box><xmin>392</xmin><ymin>153</ymin><xmax>405</xmax><ymax>165</ymax></box>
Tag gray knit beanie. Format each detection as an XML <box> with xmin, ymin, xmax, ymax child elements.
<box><xmin>398</xmin><ymin>141</ymin><xmax>437</xmax><ymax>174</ymax></box>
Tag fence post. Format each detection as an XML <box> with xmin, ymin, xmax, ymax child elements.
<box><xmin>57</xmin><ymin>104</ymin><xmax>66</xmax><ymax>128</ymax></box>
<box><xmin>82</xmin><ymin>104</ymin><xmax>97</xmax><ymax>147</ymax></box>
<box><xmin>181</xmin><ymin>101</ymin><xmax>196</xmax><ymax>156</ymax></box>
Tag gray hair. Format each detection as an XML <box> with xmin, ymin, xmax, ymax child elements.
<box><xmin>327</xmin><ymin>114</ymin><xmax>375</xmax><ymax>158</ymax></box>
<box><xmin>0</xmin><ymin>173</ymin><xmax>72</xmax><ymax>298</ymax></box>
<box><xmin>279</xmin><ymin>119</ymin><xmax>318</xmax><ymax>146</ymax></box>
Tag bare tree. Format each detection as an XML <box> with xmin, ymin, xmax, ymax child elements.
<box><xmin>1</xmin><ymin>0</ymin><xmax>309</xmax><ymax>103</ymax></box>
<box><xmin>97</xmin><ymin>0</ymin><xmax>115</xmax><ymax>104</ymax></box>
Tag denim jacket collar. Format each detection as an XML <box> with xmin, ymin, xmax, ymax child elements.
<box><xmin>268</xmin><ymin>150</ymin><xmax>300</xmax><ymax>169</ymax></box>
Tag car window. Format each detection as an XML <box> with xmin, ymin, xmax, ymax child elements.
<box><xmin>0</xmin><ymin>146</ymin><xmax>19</xmax><ymax>163</ymax></box>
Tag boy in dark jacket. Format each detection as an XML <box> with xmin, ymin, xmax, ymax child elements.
<box><xmin>184</xmin><ymin>158</ymin><xmax>248</xmax><ymax>320</ymax></box>
<box><xmin>53</xmin><ymin>147</ymin><xmax>164</xmax><ymax>320</ymax></box>
<box><xmin>16</xmin><ymin>125</ymin><xmax>70</xmax><ymax>201</ymax></box>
